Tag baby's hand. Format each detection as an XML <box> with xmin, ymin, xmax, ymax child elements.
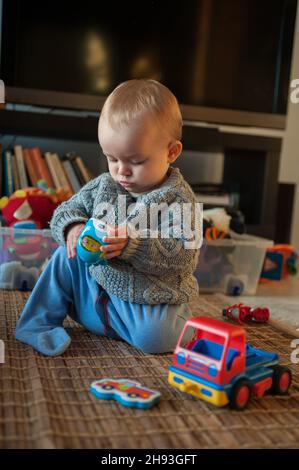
<box><xmin>66</xmin><ymin>222</ymin><xmax>85</xmax><ymax>259</ymax></box>
<box><xmin>101</xmin><ymin>224</ymin><xmax>128</xmax><ymax>259</ymax></box>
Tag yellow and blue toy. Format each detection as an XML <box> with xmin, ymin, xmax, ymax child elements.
<box><xmin>168</xmin><ymin>317</ymin><xmax>292</xmax><ymax>410</ymax></box>
<box><xmin>90</xmin><ymin>379</ymin><xmax>161</xmax><ymax>409</ymax></box>
<box><xmin>77</xmin><ymin>218</ymin><xmax>108</xmax><ymax>266</ymax></box>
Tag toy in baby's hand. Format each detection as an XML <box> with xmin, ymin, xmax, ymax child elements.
<box><xmin>77</xmin><ymin>218</ymin><xmax>108</xmax><ymax>266</ymax></box>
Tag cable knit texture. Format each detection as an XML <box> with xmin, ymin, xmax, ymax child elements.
<box><xmin>50</xmin><ymin>167</ymin><xmax>202</xmax><ymax>304</ymax></box>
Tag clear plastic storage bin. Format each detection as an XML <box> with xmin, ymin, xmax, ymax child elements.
<box><xmin>0</xmin><ymin>227</ymin><xmax>58</xmax><ymax>290</ymax></box>
<box><xmin>194</xmin><ymin>233</ymin><xmax>273</xmax><ymax>295</ymax></box>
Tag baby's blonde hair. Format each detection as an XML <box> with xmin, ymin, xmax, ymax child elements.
<box><xmin>99</xmin><ymin>79</ymin><xmax>182</xmax><ymax>140</ymax></box>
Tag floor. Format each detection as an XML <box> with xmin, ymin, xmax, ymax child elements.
<box><xmin>237</xmin><ymin>275</ymin><xmax>299</xmax><ymax>334</ymax></box>
<box><xmin>1</xmin><ymin>286</ymin><xmax>299</xmax><ymax>449</ymax></box>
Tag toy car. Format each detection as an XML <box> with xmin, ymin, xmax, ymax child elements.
<box><xmin>223</xmin><ymin>303</ymin><xmax>270</xmax><ymax>323</ymax></box>
<box><xmin>90</xmin><ymin>379</ymin><xmax>161</xmax><ymax>409</ymax></box>
<box><xmin>168</xmin><ymin>317</ymin><xmax>291</xmax><ymax>410</ymax></box>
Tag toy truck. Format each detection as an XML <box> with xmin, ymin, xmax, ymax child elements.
<box><xmin>168</xmin><ymin>317</ymin><xmax>292</xmax><ymax>410</ymax></box>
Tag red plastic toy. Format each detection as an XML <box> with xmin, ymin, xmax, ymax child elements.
<box><xmin>222</xmin><ymin>303</ymin><xmax>270</xmax><ymax>323</ymax></box>
<box><xmin>0</xmin><ymin>187</ymin><xmax>70</xmax><ymax>229</ymax></box>
<box><xmin>168</xmin><ymin>317</ymin><xmax>291</xmax><ymax>410</ymax></box>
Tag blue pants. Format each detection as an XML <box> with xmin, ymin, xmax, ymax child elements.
<box><xmin>15</xmin><ymin>247</ymin><xmax>192</xmax><ymax>356</ymax></box>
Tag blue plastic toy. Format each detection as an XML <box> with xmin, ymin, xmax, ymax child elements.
<box><xmin>90</xmin><ymin>379</ymin><xmax>161</xmax><ymax>409</ymax></box>
<box><xmin>77</xmin><ymin>218</ymin><xmax>108</xmax><ymax>266</ymax></box>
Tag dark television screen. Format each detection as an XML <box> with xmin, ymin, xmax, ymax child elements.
<box><xmin>0</xmin><ymin>0</ymin><xmax>297</xmax><ymax>114</ymax></box>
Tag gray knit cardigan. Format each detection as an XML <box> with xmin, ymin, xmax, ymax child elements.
<box><xmin>50</xmin><ymin>167</ymin><xmax>202</xmax><ymax>304</ymax></box>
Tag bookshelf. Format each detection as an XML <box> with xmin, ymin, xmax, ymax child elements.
<box><xmin>183</xmin><ymin>125</ymin><xmax>282</xmax><ymax>240</ymax></box>
<box><xmin>0</xmin><ymin>106</ymin><xmax>282</xmax><ymax>240</ymax></box>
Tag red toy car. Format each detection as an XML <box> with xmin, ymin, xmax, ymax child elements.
<box><xmin>223</xmin><ymin>303</ymin><xmax>270</xmax><ymax>323</ymax></box>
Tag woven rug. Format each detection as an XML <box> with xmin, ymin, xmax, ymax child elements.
<box><xmin>0</xmin><ymin>290</ymin><xmax>299</xmax><ymax>449</ymax></box>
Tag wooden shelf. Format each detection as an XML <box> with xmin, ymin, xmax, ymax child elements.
<box><xmin>0</xmin><ymin>108</ymin><xmax>283</xmax><ymax>151</ymax></box>
<box><xmin>0</xmin><ymin>109</ymin><xmax>98</xmax><ymax>142</ymax></box>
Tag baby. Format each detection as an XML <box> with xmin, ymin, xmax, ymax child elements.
<box><xmin>15</xmin><ymin>79</ymin><xmax>202</xmax><ymax>356</ymax></box>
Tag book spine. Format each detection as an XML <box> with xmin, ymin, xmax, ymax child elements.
<box><xmin>51</xmin><ymin>153</ymin><xmax>74</xmax><ymax>194</ymax></box>
<box><xmin>23</xmin><ymin>148</ymin><xmax>39</xmax><ymax>186</ymax></box>
<box><xmin>11</xmin><ymin>154</ymin><xmax>21</xmax><ymax>190</ymax></box>
<box><xmin>75</xmin><ymin>156</ymin><xmax>91</xmax><ymax>184</ymax></box>
<box><xmin>69</xmin><ymin>157</ymin><xmax>86</xmax><ymax>186</ymax></box>
<box><xmin>44</xmin><ymin>152</ymin><xmax>61</xmax><ymax>189</ymax></box>
<box><xmin>3</xmin><ymin>150</ymin><xmax>15</xmax><ymax>196</ymax></box>
<box><xmin>14</xmin><ymin>145</ymin><xmax>29</xmax><ymax>188</ymax></box>
<box><xmin>62</xmin><ymin>160</ymin><xmax>82</xmax><ymax>193</ymax></box>
<box><xmin>30</xmin><ymin>147</ymin><xmax>55</xmax><ymax>188</ymax></box>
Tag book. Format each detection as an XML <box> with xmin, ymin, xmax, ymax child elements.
<box><xmin>44</xmin><ymin>152</ymin><xmax>61</xmax><ymax>189</ymax></box>
<box><xmin>23</xmin><ymin>148</ymin><xmax>39</xmax><ymax>186</ymax></box>
<box><xmin>75</xmin><ymin>156</ymin><xmax>91</xmax><ymax>184</ymax></box>
<box><xmin>194</xmin><ymin>193</ymin><xmax>231</xmax><ymax>206</ymax></box>
<box><xmin>49</xmin><ymin>152</ymin><xmax>74</xmax><ymax>194</ymax></box>
<box><xmin>14</xmin><ymin>145</ymin><xmax>29</xmax><ymax>189</ymax></box>
<box><xmin>29</xmin><ymin>147</ymin><xmax>55</xmax><ymax>188</ymax></box>
<box><xmin>3</xmin><ymin>150</ymin><xmax>15</xmax><ymax>196</ymax></box>
<box><xmin>62</xmin><ymin>159</ymin><xmax>82</xmax><ymax>193</ymax></box>
<box><xmin>11</xmin><ymin>154</ymin><xmax>21</xmax><ymax>190</ymax></box>
<box><xmin>192</xmin><ymin>183</ymin><xmax>240</xmax><ymax>208</ymax></box>
<box><xmin>65</xmin><ymin>152</ymin><xmax>86</xmax><ymax>186</ymax></box>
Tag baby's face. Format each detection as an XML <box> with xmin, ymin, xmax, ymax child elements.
<box><xmin>99</xmin><ymin>112</ymin><xmax>180</xmax><ymax>193</ymax></box>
